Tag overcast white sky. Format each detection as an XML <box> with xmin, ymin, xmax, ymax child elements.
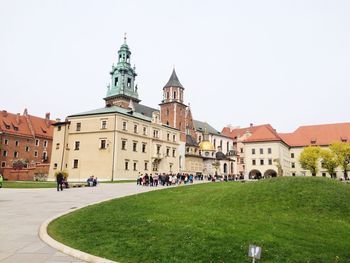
<box><xmin>1</xmin><ymin>0</ymin><xmax>349</xmax><ymax>132</ymax></box>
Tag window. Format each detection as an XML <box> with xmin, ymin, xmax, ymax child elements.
<box><xmin>240</xmin><ymin>158</ymin><xmax>244</xmax><ymax>164</ymax></box>
<box><xmin>57</xmin><ymin>126</ymin><xmax>61</xmax><ymax>131</ymax></box>
<box><xmin>25</xmin><ymin>146</ymin><xmax>30</xmax><ymax>152</ymax></box>
<box><xmin>74</xmin><ymin>141</ymin><xmax>80</xmax><ymax>150</ymax></box>
<box><xmin>167</xmin><ymin>133</ymin><xmax>170</xmax><ymax>141</ymax></box>
<box><xmin>240</xmin><ymin>148</ymin><xmax>243</xmax><ymax>153</ymax></box>
<box><xmin>133</xmin><ymin>142</ymin><xmax>137</xmax><ymax>152</ymax></box>
<box><xmin>291</xmin><ymin>162</ymin><xmax>295</xmax><ymax>168</ymax></box>
<box><xmin>291</xmin><ymin>153</ymin><xmax>295</xmax><ymax>158</ymax></box>
<box><xmin>268</xmin><ymin>148</ymin><xmax>272</xmax><ymax>154</ymax></box>
<box><xmin>100</xmin><ymin>139</ymin><xmax>107</xmax><ymax>149</ymax></box>
<box><xmin>122</xmin><ymin>121</ymin><xmax>127</xmax><ymax>131</ymax></box>
<box><xmin>153</xmin><ymin>130</ymin><xmax>159</xmax><ymax>138</ymax></box>
<box><xmin>268</xmin><ymin>159</ymin><xmax>272</xmax><ymax>165</ymax></box>
<box><xmin>42</xmin><ymin>151</ymin><xmax>47</xmax><ymax>161</ymax></box>
<box><xmin>76</xmin><ymin>122</ymin><xmax>81</xmax><ymax>131</ymax></box>
<box><xmin>2</xmin><ymin>150</ymin><xmax>7</xmax><ymax>157</ymax></box>
<box><xmin>173</xmin><ymin>91</ymin><xmax>177</xmax><ymax>99</ymax></box>
<box><xmin>121</xmin><ymin>140</ymin><xmax>127</xmax><ymax>150</ymax></box>
<box><xmin>143</xmin><ymin>127</ymin><xmax>147</xmax><ymax>135</ymax></box>
<box><xmin>166</xmin><ymin>108</ymin><xmax>169</xmax><ymax>116</ymax></box>
<box><xmin>134</xmin><ymin>124</ymin><xmax>138</xmax><ymax>133</ymax></box>
<box><xmin>173</xmin><ymin>135</ymin><xmax>176</xmax><ymax>142</ymax></box>
<box><xmin>252</xmin><ymin>159</ymin><xmax>256</xmax><ymax>165</ymax></box>
<box><xmin>4</xmin><ymin>139</ymin><xmax>9</xmax><ymax>145</ymax></box>
<box><xmin>101</xmin><ymin>120</ymin><xmax>107</xmax><ymax>129</ymax></box>
<box><xmin>260</xmin><ymin>148</ymin><xmax>263</xmax><ymax>154</ymax></box>
<box><xmin>172</xmin><ymin>148</ymin><xmax>176</xmax><ymax>157</ymax></box>
<box><xmin>125</xmin><ymin>160</ymin><xmax>129</xmax><ymax>170</ymax></box>
<box><xmin>142</xmin><ymin>143</ymin><xmax>146</xmax><ymax>153</ymax></box>
<box><xmin>35</xmin><ymin>139</ymin><xmax>39</xmax><ymax>146</ymax></box>
<box><xmin>166</xmin><ymin>147</ymin><xmax>170</xmax><ymax>156</ymax></box>
<box><xmin>73</xmin><ymin>159</ymin><xmax>79</xmax><ymax>169</ymax></box>
<box><xmin>133</xmin><ymin>162</ymin><xmax>137</xmax><ymax>171</ymax></box>
<box><xmin>1</xmin><ymin>161</ymin><xmax>5</xmax><ymax>168</ymax></box>
<box><xmin>292</xmin><ymin>173</ymin><xmax>296</xmax><ymax>176</ymax></box>
<box><xmin>198</xmin><ymin>136</ymin><xmax>202</xmax><ymax>142</ymax></box>
<box><xmin>322</xmin><ymin>172</ymin><xmax>326</xmax><ymax>177</ymax></box>
<box><xmin>213</xmin><ymin>139</ymin><xmax>216</xmax><ymax>148</ymax></box>
<box><xmin>144</xmin><ymin>161</ymin><xmax>148</xmax><ymax>170</ymax></box>
<box><xmin>54</xmin><ymin>163</ymin><xmax>57</xmax><ymax>169</ymax></box>
<box><xmin>260</xmin><ymin>159</ymin><xmax>264</xmax><ymax>165</ymax></box>
<box><xmin>157</xmin><ymin>145</ymin><xmax>161</xmax><ymax>154</ymax></box>
<box><xmin>15</xmin><ymin>140</ymin><xmax>19</xmax><ymax>147</ymax></box>
<box><xmin>56</xmin><ymin>143</ymin><xmax>60</xmax><ymax>149</ymax></box>
<box><xmin>14</xmin><ymin>151</ymin><xmax>19</xmax><ymax>158</ymax></box>
<box><xmin>34</xmin><ymin>151</ymin><xmax>38</xmax><ymax>157</ymax></box>
<box><xmin>252</xmin><ymin>149</ymin><xmax>255</xmax><ymax>155</ymax></box>
<box><xmin>127</xmin><ymin>78</ymin><xmax>131</xmax><ymax>87</ymax></box>
<box><xmin>43</xmin><ymin>140</ymin><xmax>48</xmax><ymax>148</ymax></box>
<box><xmin>115</xmin><ymin>77</ymin><xmax>118</xmax><ymax>86</ymax></box>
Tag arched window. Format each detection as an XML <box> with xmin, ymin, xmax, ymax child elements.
<box><xmin>173</xmin><ymin>91</ymin><xmax>177</xmax><ymax>99</ymax></box>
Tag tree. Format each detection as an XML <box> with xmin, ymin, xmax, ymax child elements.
<box><xmin>320</xmin><ymin>149</ymin><xmax>338</xmax><ymax>178</ymax></box>
<box><xmin>299</xmin><ymin>146</ymin><xmax>321</xmax><ymax>176</ymax></box>
<box><xmin>329</xmin><ymin>142</ymin><xmax>350</xmax><ymax>180</ymax></box>
<box><xmin>273</xmin><ymin>158</ymin><xmax>283</xmax><ymax>176</ymax></box>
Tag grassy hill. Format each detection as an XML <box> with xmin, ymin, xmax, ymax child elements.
<box><xmin>48</xmin><ymin>177</ymin><xmax>350</xmax><ymax>262</ymax></box>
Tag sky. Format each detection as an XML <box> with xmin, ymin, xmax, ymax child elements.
<box><xmin>1</xmin><ymin>0</ymin><xmax>349</xmax><ymax>133</ymax></box>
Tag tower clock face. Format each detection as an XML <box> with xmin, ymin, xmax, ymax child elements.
<box><xmin>205</xmin><ymin>152</ymin><xmax>209</xmax><ymax>157</ymax></box>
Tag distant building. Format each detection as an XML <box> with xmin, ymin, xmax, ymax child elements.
<box><xmin>0</xmin><ymin>109</ymin><xmax>54</xmax><ymax>180</ymax></box>
<box><xmin>222</xmin><ymin>122</ymin><xmax>350</xmax><ymax>179</ymax></box>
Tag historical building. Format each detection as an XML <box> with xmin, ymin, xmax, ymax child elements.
<box><xmin>49</xmin><ymin>40</ymin><xmax>180</xmax><ymax>181</ymax></box>
<box><xmin>49</xmin><ymin>38</ymin><xmax>238</xmax><ymax>181</ymax></box>
<box><xmin>222</xmin><ymin>122</ymin><xmax>350</xmax><ymax>179</ymax></box>
<box><xmin>0</xmin><ymin>109</ymin><xmax>54</xmax><ymax>180</ymax></box>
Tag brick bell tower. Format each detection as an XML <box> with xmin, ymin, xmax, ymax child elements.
<box><xmin>159</xmin><ymin>69</ymin><xmax>196</xmax><ymax>142</ymax></box>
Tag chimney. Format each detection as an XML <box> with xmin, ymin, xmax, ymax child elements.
<box><xmin>23</xmin><ymin>108</ymin><xmax>28</xmax><ymax>116</ymax></box>
<box><xmin>45</xmin><ymin>112</ymin><xmax>50</xmax><ymax>127</ymax></box>
<box><xmin>2</xmin><ymin>110</ymin><xmax>7</xmax><ymax>117</ymax></box>
<box><xmin>16</xmin><ymin>113</ymin><xmax>20</xmax><ymax>125</ymax></box>
<box><xmin>250</xmin><ymin>123</ymin><xmax>253</xmax><ymax>128</ymax></box>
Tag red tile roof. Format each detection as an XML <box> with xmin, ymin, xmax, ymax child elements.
<box><xmin>0</xmin><ymin>110</ymin><xmax>54</xmax><ymax>139</ymax></box>
<box><xmin>223</xmin><ymin>122</ymin><xmax>350</xmax><ymax>147</ymax></box>
<box><xmin>279</xmin><ymin>122</ymin><xmax>350</xmax><ymax>147</ymax></box>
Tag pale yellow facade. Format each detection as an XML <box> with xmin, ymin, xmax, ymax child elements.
<box><xmin>49</xmin><ymin>111</ymin><xmax>180</xmax><ymax>181</ymax></box>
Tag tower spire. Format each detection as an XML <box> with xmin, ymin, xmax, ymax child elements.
<box><xmin>124</xmin><ymin>32</ymin><xmax>127</xmax><ymax>44</ymax></box>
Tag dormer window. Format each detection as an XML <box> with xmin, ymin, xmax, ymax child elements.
<box><xmin>310</xmin><ymin>138</ymin><xmax>317</xmax><ymax>144</ymax></box>
<box><xmin>341</xmin><ymin>137</ymin><xmax>348</xmax><ymax>143</ymax></box>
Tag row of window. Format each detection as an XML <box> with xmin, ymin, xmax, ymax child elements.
<box><xmin>2</xmin><ymin>150</ymin><xmax>47</xmax><ymax>159</ymax></box>
<box><xmin>68</xmin><ymin>139</ymin><xmax>176</xmax><ymax>157</ymax></box>
<box><xmin>252</xmin><ymin>159</ymin><xmax>273</xmax><ymax>166</ymax></box>
<box><xmin>2</xmin><ymin>138</ymin><xmax>48</xmax><ymax>147</ymax></box>
<box><xmin>251</xmin><ymin>148</ymin><xmax>272</xmax><ymax>155</ymax></box>
<box><xmin>73</xmin><ymin>121</ymin><xmax>177</xmax><ymax>142</ymax></box>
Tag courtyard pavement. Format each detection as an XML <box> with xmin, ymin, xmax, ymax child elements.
<box><xmin>0</xmin><ymin>183</ymin><xmax>163</xmax><ymax>263</ymax></box>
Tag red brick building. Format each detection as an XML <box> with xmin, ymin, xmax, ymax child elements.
<box><xmin>0</xmin><ymin>109</ymin><xmax>54</xmax><ymax>180</ymax></box>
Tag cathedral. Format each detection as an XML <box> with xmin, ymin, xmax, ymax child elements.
<box><xmin>49</xmin><ymin>38</ymin><xmax>236</xmax><ymax>181</ymax></box>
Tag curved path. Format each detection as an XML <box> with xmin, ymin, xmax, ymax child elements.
<box><xmin>0</xmin><ymin>183</ymin><xmax>161</xmax><ymax>263</ymax></box>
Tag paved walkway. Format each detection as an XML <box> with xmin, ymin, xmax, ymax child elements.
<box><xmin>0</xmin><ymin>183</ymin><xmax>160</xmax><ymax>263</ymax></box>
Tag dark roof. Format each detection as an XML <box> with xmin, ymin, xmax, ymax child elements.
<box><xmin>134</xmin><ymin>103</ymin><xmax>158</xmax><ymax>118</ymax></box>
<box><xmin>186</xmin><ymin>135</ymin><xmax>198</xmax><ymax>147</ymax></box>
<box><xmin>164</xmin><ymin>69</ymin><xmax>184</xmax><ymax>89</ymax></box>
<box><xmin>194</xmin><ymin>120</ymin><xmax>231</xmax><ymax>138</ymax></box>
<box><xmin>215</xmin><ymin>151</ymin><xmax>227</xmax><ymax>160</ymax></box>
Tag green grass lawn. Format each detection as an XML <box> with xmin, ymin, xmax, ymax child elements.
<box><xmin>48</xmin><ymin>177</ymin><xmax>350</xmax><ymax>263</ymax></box>
<box><xmin>2</xmin><ymin>181</ymin><xmax>56</xmax><ymax>188</ymax></box>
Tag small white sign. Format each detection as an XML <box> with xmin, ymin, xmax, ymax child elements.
<box><xmin>248</xmin><ymin>244</ymin><xmax>262</xmax><ymax>259</ymax></box>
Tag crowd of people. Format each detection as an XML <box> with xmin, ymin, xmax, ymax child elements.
<box><xmin>136</xmin><ymin>173</ymin><xmax>245</xmax><ymax>186</ymax></box>
<box><xmin>137</xmin><ymin>173</ymin><xmax>195</xmax><ymax>186</ymax></box>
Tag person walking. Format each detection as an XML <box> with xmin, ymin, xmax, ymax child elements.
<box><xmin>56</xmin><ymin>172</ymin><xmax>64</xmax><ymax>191</ymax></box>
<box><xmin>0</xmin><ymin>173</ymin><xmax>3</xmax><ymax>188</ymax></box>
